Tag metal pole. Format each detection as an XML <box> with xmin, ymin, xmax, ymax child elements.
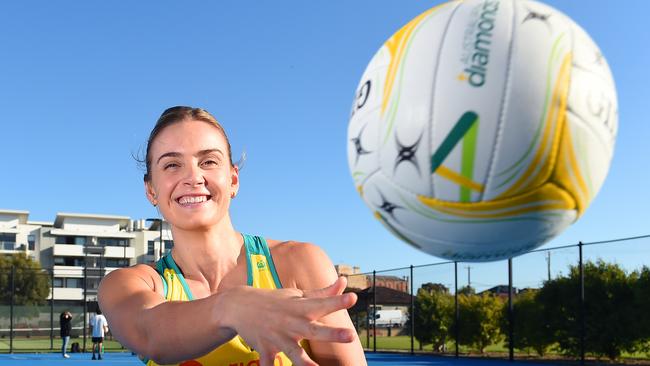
<box><xmin>365</xmin><ymin>297</ymin><xmax>370</xmax><ymax>350</ymax></box>
<box><xmin>454</xmin><ymin>261</ymin><xmax>459</xmax><ymax>358</ymax></box>
<box><xmin>50</xmin><ymin>268</ymin><xmax>54</xmax><ymax>350</ymax></box>
<box><xmin>410</xmin><ymin>265</ymin><xmax>414</xmax><ymax>355</ymax></box>
<box><xmin>83</xmin><ymin>250</ymin><xmax>88</xmax><ymax>353</ymax></box>
<box><xmin>372</xmin><ymin>270</ymin><xmax>376</xmax><ymax>353</ymax></box>
<box><xmin>579</xmin><ymin>241</ymin><xmax>585</xmax><ymax>365</ymax></box>
<box><xmin>546</xmin><ymin>251</ymin><xmax>551</xmax><ymax>282</ymax></box>
<box><xmin>10</xmin><ymin>265</ymin><xmax>15</xmax><ymax>353</ymax></box>
<box><xmin>508</xmin><ymin>258</ymin><xmax>514</xmax><ymax>362</ymax></box>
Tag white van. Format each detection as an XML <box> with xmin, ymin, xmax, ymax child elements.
<box><xmin>372</xmin><ymin>309</ymin><xmax>406</xmax><ymax>328</ymax></box>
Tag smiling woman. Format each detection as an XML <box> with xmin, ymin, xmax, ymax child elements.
<box><xmin>98</xmin><ymin>106</ymin><xmax>367</xmax><ymax>366</ymax></box>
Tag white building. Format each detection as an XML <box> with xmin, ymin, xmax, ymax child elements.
<box><xmin>0</xmin><ymin>209</ymin><xmax>172</xmax><ymax>305</ymax></box>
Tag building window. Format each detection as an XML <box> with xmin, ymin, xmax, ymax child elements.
<box><xmin>27</xmin><ymin>235</ymin><xmax>36</xmax><ymax>251</ymax></box>
<box><xmin>54</xmin><ymin>257</ymin><xmax>85</xmax><ymax>267</ymax></box>
<box><xmin>53</xmin><ymin>278</ymin><xmax>64</xmax><ymax>288</ymax></box>
<box><xmin>164</xmin><ymin>240</ymin><xmax>174</xmax><ymax>251</ymax></box>
<box><xmin>147</xmin><ymin>241</ymin><xmax>155</xmax><ymax>255</ymax></box>
<box><xmin>0</xmin><ymin>233</ymin><xmax>16</xmax><ymax>250</ymax></box>
<box><xmin>98</xmin><ymin>238</ymin><xmax>128</xmax><ymax>247</ymax></box>
<box><xmin>106</xmin><ymin>259</ymin><xmax>129</xmax><ymax>268</ymax></box>
<box><xmin>55</xmin><ymin>236</ymin><xmax>87</xmax><ymax>245</ymax></box>
<box><xmin>66</xmin><ymin>278</ymin><xmax>83</xmax><ymax>288</ymax></box>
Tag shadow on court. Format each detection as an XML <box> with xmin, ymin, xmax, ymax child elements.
<box><xmin>0</xmin><ymin>352</ymin><xmax>559</xmax><ymax>365</ymax></box>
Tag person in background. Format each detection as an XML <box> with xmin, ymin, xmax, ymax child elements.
<box><xmin>60</xmin><ymin>311</ymin><xmax>72</xmax><ymax>358</ymax></box>
<box><xmin>89</xmin><ymin>307</ymin><xmax>109</xmax><ymax>360</ymax></box>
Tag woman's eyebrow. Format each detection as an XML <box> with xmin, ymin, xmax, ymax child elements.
<box><xmin>196</xmin><ymin>148</ymin><xmax>224</xmax><ymax>157</ymax></box>
<box><xmin>156</xmin><ymin>149</ymin><xmax>223</xmax><ymax>164</ymax></box>
<box><xmin>156</xmin><ymin>151</ymin><xmax>182</xmax><ymax>164</ymax></box>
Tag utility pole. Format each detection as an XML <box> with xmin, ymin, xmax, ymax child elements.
<box><xmin>465</xmin><ymin>266</ymin><xmax>472</xmax><ymax>288</ymax></box>
<box><xmin>545</xmin><ymin>252</ymin><xmax>551</xmax><ymax>282</ymax></box>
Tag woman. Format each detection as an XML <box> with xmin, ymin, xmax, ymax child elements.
<box><xmin>98</xmin><ymin>107</ymin><xmax>366</xmax><ymax>366</ymax></box>
<box><xmin>59</xmin><ymin>310</ymin><xmax>72</xmax><ymax>358</ymax></box>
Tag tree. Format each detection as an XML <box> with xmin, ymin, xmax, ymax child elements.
<box><xmin>499</xmin><ymin>289</ymin><xmax>553</xmax><ymax>356</ymax></box>
<box><xmin>421</xmin><ymin>282</ymin><xmax>449</xmax><ymax>294</ymax></box>
<box><xmin>453</xmin><ymin>293</ymin><xmax>503</xmax><ymax>353</ymax></box>
<box><xmin>537</xmin><ymin>260</ymin><xmax>638</xmax><ymax>360</ymax></box>
<box><xmin>457</xmin><ymin>286</ymin><xmax>475</xmax><ymax>295</ymax></box>
<box><xmin>0</xmin><ymin>253</ymin><xmax>51</xmax><ymax>305</ymax></box>
<box><xmin>632</xmin><ymin>266</ymin><xmax>650</xmax><ymax>355</ymax></box>
<box><xmin>410</xmin><ymin>284</ymin><xmax>453</xmax><ymax>352</ymax></box>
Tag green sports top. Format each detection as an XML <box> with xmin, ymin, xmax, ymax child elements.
<box><xmin>143</xmin><ymin>233</ymin><xmax>309</xmax><ymax>366</ymax></box>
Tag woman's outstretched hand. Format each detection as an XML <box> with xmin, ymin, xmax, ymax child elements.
<box><xmin>217</xmin><ymin>276</ymin><xmax>357</xmax><ymax>366</ymax></box>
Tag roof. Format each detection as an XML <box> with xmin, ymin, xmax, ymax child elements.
<box><xmin>54</xmin><ymin>212</ymin><xmax>131</xmax><ymax>227</ymax></box>
<box><xmin>349</xmin><ymin>286</ymin><xmax>414</xmax><ymax>311</ymax></box>
<box><xmin>0</xmin><ymin>209</ymin><xmax>29</xmax><ymax>224</ymax></box>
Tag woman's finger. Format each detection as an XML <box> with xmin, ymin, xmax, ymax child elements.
<box><xmin>288</xmin><ymin>319</ymin><xmax>355</xmax><ymax>344</ymax></box>
<box><xmin>300</xmin><ymin>292</ymin><xmax>357</xmax><ymax>320</ymax></box>
<box><xmin>303</xmin><ymin>276</ymin><xmax>347</xmax><ymax>299</ymax></box>
<box><xmin>281</xmin><ymin>340</ymin><xmax>318</xmax><ymax>366</ymax></box>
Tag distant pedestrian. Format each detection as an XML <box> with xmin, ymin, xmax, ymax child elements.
<box><xmin>89</xmin><ymin>307</ymin><xmax>109</xmax><ymax>360</ymax></box>
<box><xmin>60</xmin><ymin>311</ymin><xmax>72</xmax><ymax>358</ymax></box>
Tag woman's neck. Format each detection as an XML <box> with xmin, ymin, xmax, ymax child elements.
<box><xmin>168</xmin><ymin>219</ymin><xmax>243</xmax><ymax>292</ymax></box>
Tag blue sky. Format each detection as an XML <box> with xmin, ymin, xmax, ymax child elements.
<box><xmin>1</xmin><ymin>1</ymin><xmax>648</xmax><ymax>291</ymax></box>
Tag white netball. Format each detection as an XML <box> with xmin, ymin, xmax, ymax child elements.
<box><xmin>347</xmin><ymin>0</ymin><xmax>617</xmax><ymax>261</ymax></box>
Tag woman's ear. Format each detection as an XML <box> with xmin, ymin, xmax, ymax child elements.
<box><xmin>230</xmin><ymin>165</ymin><xmax>239</xmax><ymax>199</ymax></box>
<box><xmin>145</xmin><ymin>181</ymin><xmax>158</xmax><ymax>206</ymax></box>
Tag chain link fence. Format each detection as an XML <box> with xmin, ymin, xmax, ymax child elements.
<box><xmin>346</xmin><ymin>235</ymin><xmax>650</xmax><ymax>364</ymax></box>
<box><xmin>0</xmin><ymin>267</ymin><xmax>124</xmax><ymax>353</ymax></box>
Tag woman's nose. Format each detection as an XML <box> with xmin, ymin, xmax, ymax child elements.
<box><xmin>183</xmin><ymin>165</ymin><xmax>205</xmax><ymax>186</ymax></box>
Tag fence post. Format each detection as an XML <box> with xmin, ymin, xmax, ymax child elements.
<box><xmin>372</xmin><ymin>270</ymin><xmax>376</xmax><ymax>353</ymax></box>
<box><xmin>454</xmin><ymin>261</ymin><xmax>459</xmax><ymax>358</ymax></box>
<box><xmin>365</xmin><ymin>297</ymin><xmax>370</xmax><ymax>350</ymax></box>
<box><xmin>10</xmin><ymin>265</ymin><xmax>15</xmax><ymax>353</ymax></box>
<box><xmin>410</xmin><ymin>265</ymin><xmax>414</xmax><ymax>355</ymax></box>
<box><xmin>579</xmin><ymin>241</ymin><xmax>585</xmax><ymax>365</ymax></box>
<box><xmin>51</xmin><ymin>268</ymin><xmax>55</xmax><ymax>350</ymax></box>
<box><xmin>508</xmin><ymin>258</ymin><xmax>514</xmax><ymax>362</ymax></box>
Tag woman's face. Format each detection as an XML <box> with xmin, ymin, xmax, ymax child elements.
<box><xmin>145</xmin><ymin>119</ymin><xmax>238</xmax><ymax>231</ymax></box>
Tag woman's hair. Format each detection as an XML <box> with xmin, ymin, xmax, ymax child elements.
<box><xmin>143</xmin><ymin>106</ymin><xmax>233</xmax><ymax>182</ymax></box>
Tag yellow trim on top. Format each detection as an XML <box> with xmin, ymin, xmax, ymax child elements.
<box><xmin>381</xmin><ymin>6</ymin><xmax>440</xmax><ymax>115</ymax></box>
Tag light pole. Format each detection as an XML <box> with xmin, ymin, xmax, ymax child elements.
<box><xmin>146</xmin><ymin>218</ymin><xmax>164</xmax><ymax>260</ymax></box>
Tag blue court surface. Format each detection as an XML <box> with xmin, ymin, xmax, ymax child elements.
<box><xmin>0</xmin><ymin>352</ymin><xmax>559</xmax><ymax>365</ymax></box>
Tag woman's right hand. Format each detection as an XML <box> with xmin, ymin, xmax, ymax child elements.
<box><xmin>216</xmin><ymin>276</ymin><xmax>357</xmax><ymax>366</ymax></box>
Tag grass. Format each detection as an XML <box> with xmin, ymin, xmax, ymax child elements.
<box><xmin>357</xmin><ymin>333</ymin><xmax>650</xmax><ymax>363</ymax></box>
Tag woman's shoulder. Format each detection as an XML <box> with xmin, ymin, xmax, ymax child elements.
<box><xmin>100</xmin><ymin>262</ymin><xmax>165</xmax><ymax>297</ymax></box>
<box><xmin>266</xmin><ymin>239</ymin><xmax>338</xmax><ymax>290</ymax></box>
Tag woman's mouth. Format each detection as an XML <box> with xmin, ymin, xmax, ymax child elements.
<box><xmin>177</xmin><ymin>195</ymin><xmax>212</xmax><ymax>207</ymax></box>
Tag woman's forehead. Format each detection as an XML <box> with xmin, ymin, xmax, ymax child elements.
<box><xmin>151</xmin><ymin>120</ymin><xmax>228</xmax><ymax>155</ymax></box>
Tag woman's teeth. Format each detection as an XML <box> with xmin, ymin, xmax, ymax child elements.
<box><xmin>178</xmin><ymin>196</ymin><xmax>208</xmax><ymax>205</ymax></box>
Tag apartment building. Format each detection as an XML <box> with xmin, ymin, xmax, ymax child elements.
<box><xmin>0</xmin><ymin>209</ymin><xmax>172</xmax><ymax>305</ymax></box>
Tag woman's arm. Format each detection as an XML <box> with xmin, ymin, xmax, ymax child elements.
<box><xmin>98</xmin><ymin>264</ymin><xmax>357</xmax><ymax>365</ymax></box>
<box><xmin>275</xmin><ymin>242</ymin><xmax>368</xmax><ymax>366</ymax></box>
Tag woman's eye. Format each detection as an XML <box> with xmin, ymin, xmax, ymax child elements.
<box><xmin>202</xmin><ymin>160</ymin><xmax>218</xmax><ymax>167</ymax></box>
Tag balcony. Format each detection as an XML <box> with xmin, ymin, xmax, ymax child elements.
<box><xmin>49</xmin><ymin>287</ymin><xmax>83</xmax><ymax>301</ymax></box>
<box><xmin>0</xmin><ymin>241</ymin><xmax>18</xmax><ymax>251</ymax></box>
<box><xmin>104</xmin><ymin>246</ymin><xmax>134</xmax><ymax>258</ymax></box>
<box><xmin>53</xmin><ymin>244</ymin><xmax>135</xmax><ymax>258</ymax></box>
<box><xmin>53</xmin><ymin>244</ymin><xmax>85</xmax><ymax>257</ymax></box>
